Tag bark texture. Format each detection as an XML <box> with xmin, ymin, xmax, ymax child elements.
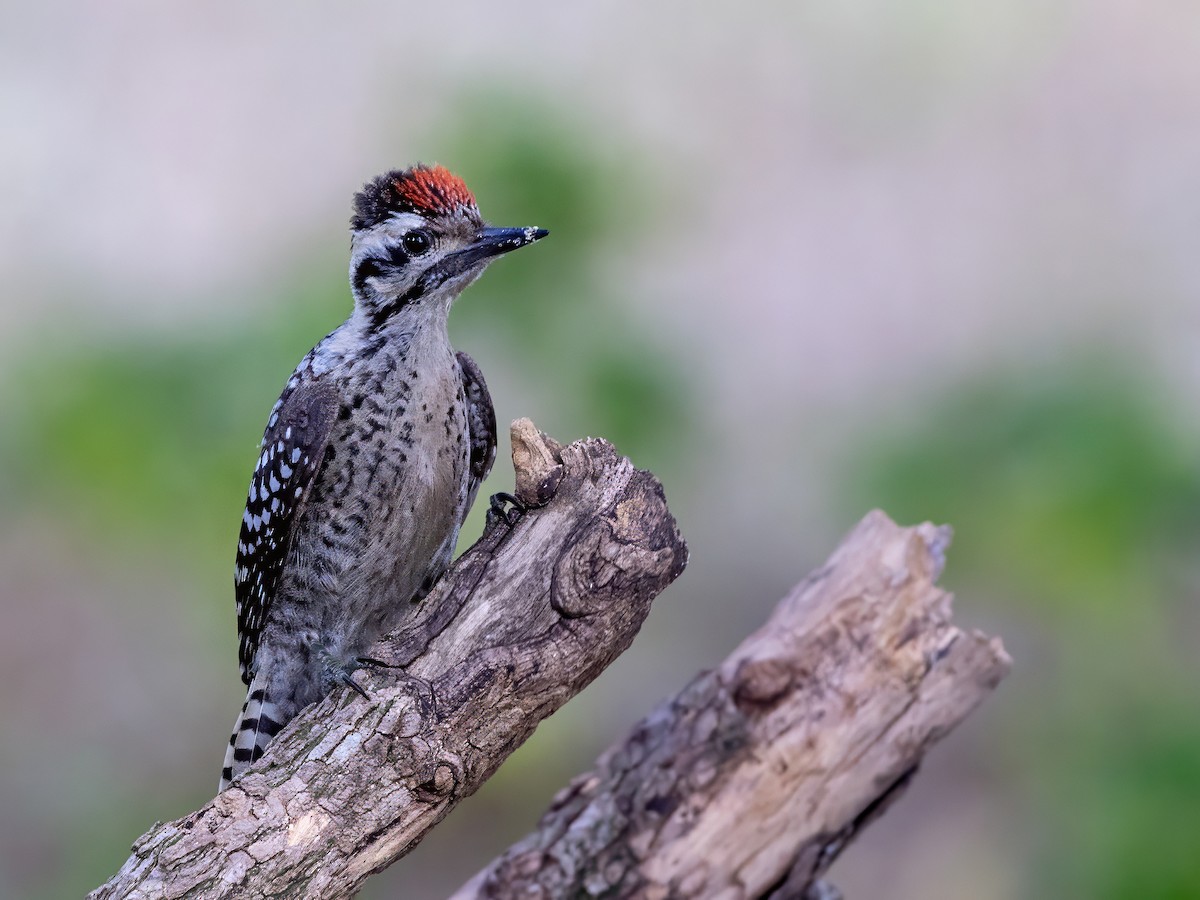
<box><xmin>453</xmin><ymin>511</ymin><xmax>1011</xmax><ymax>899</ymax></box>
<box><xmin>92</xmin><ymin>420</ymin><xmax>1010</xmax><ymax>900</ymax></box>
<box><xmin>90</xmin><ymin>420</ymin><xmax>687</xmax><ymax>900</ymax></box>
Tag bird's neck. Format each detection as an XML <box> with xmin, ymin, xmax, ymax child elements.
<box><xmin>334</xmin><ymin>300</ymin><xmax>455</xmax><ymax>367</ymax></box>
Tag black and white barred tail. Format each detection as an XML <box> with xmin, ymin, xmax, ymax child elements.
<box><xmin>219</xmin><ymin>672</ymin><xmax>284</xmax><ymax>791</ymax></box>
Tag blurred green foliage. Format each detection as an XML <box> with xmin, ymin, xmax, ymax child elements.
<box><xmin>2</xmin><ymin>273</ymin><xmax>343</xmax><ymax>575</ymax></box>
<box><xmin>844</xmin><ymin>356</ymin><xmax>1200</xmax><ymax>620</ymax></box>
<box><xmin>1045</xmin><ymin>696</ymin><xmax>1200</xmax><ymax>900</ymax></box>
<box><xmin>840</xmin><ymin>353</ymin><xmax>1200</xmax><ymax>900</ymax></box>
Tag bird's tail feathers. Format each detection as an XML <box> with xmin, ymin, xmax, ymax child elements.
<box><xmin>219</xmin><ymin>673</ymin><xmax>284</xmax><ymax>792</ymax></box>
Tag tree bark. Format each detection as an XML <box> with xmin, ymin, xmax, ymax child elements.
<box><xmin>90</xmin><ymin>420</ymin><xmax>688</xmax><ymax>900</ymax></box>
<box><xmin>91</xmin><ymin>422</ymin><xmax>1010</xmax><ymax>900</ymax></box>
<box><xmin>453</xmin><ymin>510</ymin><xmax>1011</xmax><ymax>899</ymax></box>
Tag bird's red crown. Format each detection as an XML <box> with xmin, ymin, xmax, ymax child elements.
<box><xmin>351</xmin><ymin>164</ymin><xmax>479</xmax><ymax>230</ymax></box>
<box><xmin>394</xmin><ymin>165</ymin><xmax>477</xmax><ymax>215</ymax></box>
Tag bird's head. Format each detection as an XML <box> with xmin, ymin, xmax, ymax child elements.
<box><xmin>348</xmin><ymin>164</ymin><xmax>547</xmax><ymax>328</ymax></box>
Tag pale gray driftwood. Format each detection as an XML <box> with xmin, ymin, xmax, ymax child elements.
<box><xmin>89</xmin><ymin>420</ymin><xmax>688</xmax><ymax>900</ymax></box>
<box><xmin>453</xmin><ymin>511</ymin><xmax>1011</xmax><ymax>899</ymax></box>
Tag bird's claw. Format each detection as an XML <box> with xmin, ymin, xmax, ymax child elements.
<box><xmin>487</xmin><ymin>491</ymin><xmax>526</xmax><ymax>529</ymax></box>
<box><xmin>338</xmin><ymin>670</ymin><xmax>372</xmax><ymax>701</ymax></box>
<box><xmin>319</xmin><ymin>648</ymin><xmax>373</xmax><ymax>701</ymax></box>
<box><xmin>356</xmin><ymin>655</ymin><xmax>400</xmax><ymax>669</ymax></box>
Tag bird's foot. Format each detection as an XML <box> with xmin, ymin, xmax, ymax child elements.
<box><xmin>339</xmin><ymin>670</ymin><xmax>372</xmax><ymax>701</ymax></box>
<box><xmin>319</xmin><ymin>649</ymin><xmax>372</xmax><ymax>701</ymax></box>
<box><xmin>487</xmin><ymin>491</ymin><xmax>526</xmax><ymax>529</ymax></box>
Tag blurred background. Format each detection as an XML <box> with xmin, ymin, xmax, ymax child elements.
<box><xmin>2</xmin><ymin>1</ymin><xmax>1199</xmax><ymax>897</ymax></box>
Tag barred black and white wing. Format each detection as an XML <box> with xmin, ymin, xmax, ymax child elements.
<box><xmin>234</xmin><ymin>376</ymin><xmax>340</xmax><ymax>684</ymax></box>
<box><xmin>222</xmin><ymin>376</ymin><xmax>339</xmax><ymax>790</ymax></box>
<box><xmin>457</xmin><ymin>350</ymin><xmax>496</xmax><ymax>514</ymax></box>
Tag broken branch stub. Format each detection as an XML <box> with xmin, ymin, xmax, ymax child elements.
<box><xmin>456</xmin><ymin>511</ymin><xmax>1011</xmax><ymax>899</ymax></box>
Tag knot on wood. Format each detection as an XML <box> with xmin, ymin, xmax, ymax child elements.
<box><xmin>415</xmin><ymin>759</ymin><xmax>462</xmax><ymax>800</ymax></box>
<box><xmin>372</xmin><ymin>690</ymin><xmax>431</xmax><ymax>741</ymax></box>
<box><xmin>550</xmin><ymin>527</ymin><xmax>620</xmax><ymax>619</ymax></box>
<box><xmin>549</xmin><ymin>472</ymin><xmax>685</xmax><ymax>620</ymax></box>
<box><xmin>731</xmin><ymin>657</ymin><xmax>795</xmax><ymax>710</ymax></box>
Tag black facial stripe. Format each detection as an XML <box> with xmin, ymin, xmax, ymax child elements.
<box><xmin>368</xmin><ymin>279</ymin><xmax>426</xmax><ymax>332</ymax></box>
<box><xmin>353</xmin><ymin>241</ymin><xmax>416</xmax><ymax>296</ymax></box>
<box><xmin>352</xmin><ymin>257</ymin><xmax>387</xmax><ymax>295</ymax></box>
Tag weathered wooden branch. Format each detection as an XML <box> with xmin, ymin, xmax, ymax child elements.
<box><xmin>92</xmin><ymin>419</ymin><xmax>1010</xmax><ymax>900</ymax></box>
<box><xmin>90</xmin><ymin>419</ymin><xmax>688</xmax><ymax>900</ymax></box>
<box><xmin>453</xmin><ymin>510</ymin><xmax>1011</xmax><ymax>899</ymax></box>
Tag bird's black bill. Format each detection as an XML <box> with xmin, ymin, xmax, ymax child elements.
<box><xmin>468</xmin><ymin>226</ymin><xmax>549</xmax><ymax>262</ymax></box>
<box><xmin>454</xmin><ymin>226</ymin><xmax>549</xmax><ymax>269</ymax></box>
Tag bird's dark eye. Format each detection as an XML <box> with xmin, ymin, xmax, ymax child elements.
<box><xmin>403</xmin><ymin>229</ymin><xmax>432</xmax><ymax>255</ymax></box>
